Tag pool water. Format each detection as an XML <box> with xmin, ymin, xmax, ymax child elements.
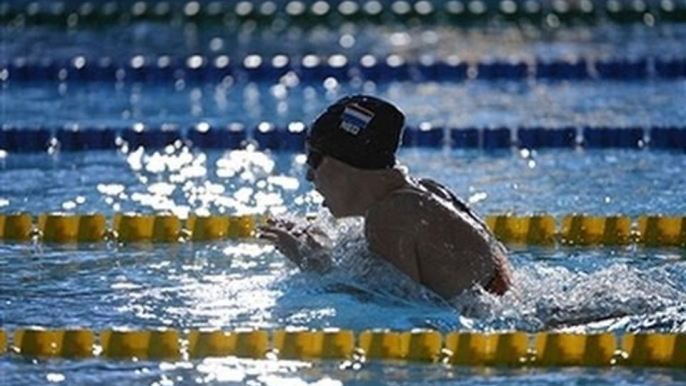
<box><xmin>2</xmin><ymin>1</ymin><xmax>686</xmax><ymax>385</ymax></box>
<box><xmin>1</xmin><ymin>147</ymin><xmax>685</xmax><ymax>385</ymax></box>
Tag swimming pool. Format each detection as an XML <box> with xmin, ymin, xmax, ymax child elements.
<box><xmin>2</xmin><ymin>1</ymin><xmax>686</xmax><ymax>385</ymax></box>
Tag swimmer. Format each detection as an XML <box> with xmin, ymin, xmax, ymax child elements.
<box><xmin>258</xmin><ymin>95</ymin><xmax>512</xmax><ymax>299</ymax></box>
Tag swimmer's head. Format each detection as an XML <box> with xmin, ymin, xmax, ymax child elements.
<box><xmin>307</xmin><ymin>95</ymin><xmax>405</xmax><ymax>170</ymax></box>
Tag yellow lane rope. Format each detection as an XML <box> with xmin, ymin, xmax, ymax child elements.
<box><xmin>0</xmin><ymin>213</ymin><xmax>684</xmax><ymax>247</ymax></box>
<box><xmin>0</xmin><ymin>327</ymin><xmax>684</xmax><ymax>367</ymax></box>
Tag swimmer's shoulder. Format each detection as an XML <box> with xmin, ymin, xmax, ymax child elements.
<box><xmin>365</xmin><ymin>185</ymin><xmax>444</xmax><ymax>232</ymax></box>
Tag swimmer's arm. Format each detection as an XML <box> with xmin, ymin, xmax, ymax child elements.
<box><xmin>365</xmin><ymin>204</ymin><xmax>422</xmax><ymax>283</ymax></box>
<box><xmin>258</xmin><ymin>222</ymin><xmax>332</xmax><ymax>274</ymax></box>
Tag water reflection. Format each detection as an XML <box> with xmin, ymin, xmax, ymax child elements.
<box><xmin>109</xmin><ymin>145</ymin><xmax>311</xmax><ymax>217</ymax></box>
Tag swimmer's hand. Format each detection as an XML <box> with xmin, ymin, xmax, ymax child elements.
<box><xmin>257</xmin><ymin>217</ymin><xmax>332</xmax><ymax>274</ymax></box>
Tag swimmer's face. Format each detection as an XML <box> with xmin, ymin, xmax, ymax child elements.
<box><xmin>305</xmin><ymin>150</ymin><xmax>351</xmax><ymax>217</ymax></box>
<box><xmin>305</xmin><ymin>148</ymin><xmax>324</xmax><ymax>180</ymax></box>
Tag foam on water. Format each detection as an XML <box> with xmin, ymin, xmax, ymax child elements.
<box><xmin>275</xmin><ymin>217</ymin><xmax>686</xmax><ymax>333</ymax></box>
<box><xmin>452</xmin><ymin>257</ymin><xmax>686</xmax><ymax>332</ymax></box>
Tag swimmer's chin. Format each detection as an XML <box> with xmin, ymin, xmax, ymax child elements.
<box><xmin>322</xmin><ymin>201</ymin><xmax>344</xmax><ymax>219</ymax></box>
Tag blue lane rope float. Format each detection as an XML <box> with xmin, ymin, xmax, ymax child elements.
<box><xmin>1</xmin><ymin>327</ymin><xmax>685</xmax><ymax>367</ymax></box>
<box><xmin>3</xmin><ymin>55</ymin><xmax>686</xmax><ymax>83</ymax></box>
<box><xmin>0</xmin><ymin>213</ymin><xmax>685</xmax><ymax>247</ymax></box>
<box><xmin>2</xmin><ymin>0</ymin><xmax>686</xmax><ymax>28</ymax></box>
<box><xmin>1</xmin><ymin>125</ymin><xmax>684</xmax><ymax>153</ymax></box>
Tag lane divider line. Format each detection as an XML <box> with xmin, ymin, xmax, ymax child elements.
<box><xmin>3</xmin><ymin>55</ymin><xmax>685</xmax><ymax>83</ymax></box>
<box><xmin>0</xmin><ymin>213</ymin><xmax>684</xmax><ymax>247</ymax></box>
<box><xmin>0</xmin><ymin>125</ymin><xmax>685</xmax><ymax>153</ymax></box>
<box><xmin>1</xmin><ymin>327</ymin><xmax>685</xmax><ymax>368</ymax></box>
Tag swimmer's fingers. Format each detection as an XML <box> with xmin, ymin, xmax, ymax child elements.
<box><xmin>303</xmin><ymin>226</ymin><xmax>331</xmax><ymax>245</ymax></box>
<box><xmin>258</xmin><ymin>224</ymin><xmax>299</xmax><ymax>238</ymax></box>
<box><xmin>257</xmin><ymin>226</ymin><xmax>302</xmax><ymax>262</ymax></box>
<box><xmin>256</xmin><ymin>230</ymin><xmax>279</xmax><ymax>243</ymax></box>
<box><xmin>264</xmin><ymin>216</ymin><xmax>297</xmax><ymax>231</ymax></box>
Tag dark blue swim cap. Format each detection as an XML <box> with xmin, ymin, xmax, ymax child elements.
<box><xmin>307</xmin><ymin>95</ymin><xmax>405</xmax><ymax>170</ymax></box>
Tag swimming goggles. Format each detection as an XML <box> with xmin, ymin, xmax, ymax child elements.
<box><xmin>306</xmin><ymin>148</ymin><xmax>324</xmax><ymax>170</ymax></box>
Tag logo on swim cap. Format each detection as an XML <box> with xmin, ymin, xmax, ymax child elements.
<box><xmin>308</xmin><ymin>94</ymin><xmax>405</xmax><ymax>170</ymax></box>
<box><xmin>339</xmin><ymin>103</ymin><xmax>375</xmax><ymax>136</ymax></box>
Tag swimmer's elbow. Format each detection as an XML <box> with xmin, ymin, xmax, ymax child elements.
<box><xmin>485</xmin><ymin>271</ymin><xmax>511</xmax><ymax>296</ymax></box>
<box><xmin>485</xmin><ymin>258</ymin><xmax>512</xmax><ymax>296</ymax></box>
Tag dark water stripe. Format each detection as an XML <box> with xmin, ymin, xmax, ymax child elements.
<box><xmin>2</xmin><ymin>0</ymin><xmax>685</xmax><ymax>28</ymax></box>
<box><xmin>3</xmin><ymin>55</ymin><xmax>686</xmax><ymax>83</ymax></box>
<box><xmin>0</xmin><ymin>125</ymin><xmax>684</xmax><ymax>152</ymax></box>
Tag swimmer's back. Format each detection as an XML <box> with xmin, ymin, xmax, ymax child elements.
<box><xmin>365</xmin><ymin>179</ymin><xmax>511</xmax><ymax>298</ymax></box>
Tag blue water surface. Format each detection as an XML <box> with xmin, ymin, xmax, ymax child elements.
<box><xmin>1</xmin><ymin>148</ymin><xmax>685</xmax><ymax>385</ymax></box>
<box><xmin>2</xmin><ymin>4</ymin><xmax>686</xmax><ymax>385</ymax></box>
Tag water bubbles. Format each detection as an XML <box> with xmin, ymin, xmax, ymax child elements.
<box><xmin>391</xmin><ymin>1</ymin><xmax>411</xmax><ymax>15</ymax></box>
<box><xmin>72</xmin><ymin>56</ymin><xmax>86</xmax><ymax>69</ymax></box>
<box><xmin>468</xmin><ymin>192</ymin><xmax>488</xmax><ymax>204</ymax></box>
<box><xmin>339</xmin><ymin>34</ymin><xmax>355</xmax><ymax>49</ymax></box>
<box><xmin>546</xmin><ymin>14</ymin><xmax>561</xmax><ymax>28</ymax></box>
<box><xmin>389</xmin><ymin>32</ymin><xmax>411</xmax><ymax>47</ymax></box>
<box><xmin>189</xmin><ymin>88</ymin><xmax>203</xmax><ymax>101</ymax></box>
<box><xmin>500</xmin><ymin>0</ymin><xmax>517</xmax><ymax>14</ymax></box>
<box><xmin>209</xmin><ymin>37</ymin><xmax>224</xmax><ymax>52</ymax></box>
<box><xmin>580</xmin><ymin>0</ymin><xmax>594</xmax><ymax>12</ymax></box>
<box><xmin>257</xmin><ymin>121</ymin><xmax>274</xmax><ymax>133</ymax></box>
<box><xmin>328</xmin><ymin>54</ymin><xmax>348</xmax><ymax>68</ymax></box>
<box><xmin>288</xmin><ymin>122</ymin><xmax>306</xmax><ymax>133</ymax></box>
<box><xmin>272</xmin><ymin>54</ymin><xmax>289</xmax><ymax>68</ymax></box>
<box><xmin>302</xmin><ymin>55</ymin><xmax>320</xmax><ymax>68</ymax></box>
<box><xmin>259</xmin><ymin>1</ymin><xmax>277</xmax><ymax>16</ymax></box>
<box><xmin>643</xmin><ymin>13</ymin><xmax>655</xmax><ymax>27</ymax></box>
<box><xmin>132</xmin><ymin>2</ymin><xmax>147</xmax><ymax>16</ymax></box>
<box><xmin>184</xmin><ymin>2</ymin><xmax>201</xmax><ymax>17</ymax></box>
<box><xmin>552</xmin><ymin>0</ymin><xmax>570</xmax><ymax>13</ymax></box>
<box><xmin>338</xmin><ymin>1</ymin><xmax>359</xmax><ymax>16</ymax></box>
<box><xmin>186</xmin><ymin>55</ymin><xmax>204</xmax><ymax>69</ymax></box>
<box><xmin>468</xmin><ymin>0</ymin><xmax>486</xmax><ymax>14</ymax></box>
<box><xmin>157</xmin><ymin>55</ymin><xmax>171</xmax><ymax>68</ymax></box>
<box><xmin>235</xmin><ymin>1</ymin><xmax>253</xmax><ymax>16</ymax></box>
<box><xmin>323</xmin><ymin>77</ymin><xmax>339</xmax><ymax>91</ymax></box>
<box><xmin>79</xmin><ymin>2</ymin><xmax>95</xmax><ymax>16</ymax></box>
<box><xmin>130</xmin><ymin>55</ymin><xmax>145</xmax><ymax>69</ymax></box>
<box><xmin>285</xmin><ymin>1</ymin><xmax>306</xmax><ymax>16</ymax></box>
<box><xmin>607</xmin><ymin>0</ymin><xmax>621</xmax><ymax>13</ymax></box>
<box><xmin>271</xmin><ymin>84</ymin><xmax>288</xmax><ymax>99</ymax></box>
<box><xmin>154</xmin><ymin>2</ymin><xmax>170</xmax><ymax>16</ymax></box>
<box><xmin>214</xmin><ymin>55</ymin><xmax>230</xmax><ymax>69</ymax></box>
<box><xmin>280</xmin><ymin>71</ymin><xmax>300</xmax><ymax>87</ymax></box>
<box><xmin>632</xmin><ymin>0</ymin><xmax>647</xmax><ymax>12</ymax></box>
<box><xmin>386</xmin><ymin>54</ymin><xmax>404</xmax><ymax>68</ymax></box>
<box><xmin>311</xmin><ymin>1</ymin><xmax>330</xmax><ymax>16</ymax></box>
<box><xmin>363</xmin><ymin>1</ymin><xmax>383</xmax><ymax>15</ymax></box>
<box><xmin>46</xmin><ymin>373</ymin><xmax>65</xmax><ymax>383</ymax></box>
<box><xmin>422</xmin><ymin>30</ymin><xmax>439</xmax><ymax>45</ymax></box>
<box><xmin>62</xmin><ymin>201</ymin><xmax>77</xmax><ymax>211</ymax></box>
<box><xmin>446</xmin><ymin>1</ymin><xmax>465</xmax><ymax>14</ymax></box>
<box><xmin>26</xmin><ymin>2</ymin><xmax>40</xmax><ymax>16</ymax></box>
<box><xmin>414</xmin><ymin>1</ymin><xmax>434</xmax><ymax>15</ymax></box>
<box><xmin>244</xmin><ymin>55</ymin><xmax>262</xmax><ymax>69</ymax></box>
<box><xmin>661</xmin><ymin>0</ymin><xmax>675</xmax><ymax>12</ymax></box>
